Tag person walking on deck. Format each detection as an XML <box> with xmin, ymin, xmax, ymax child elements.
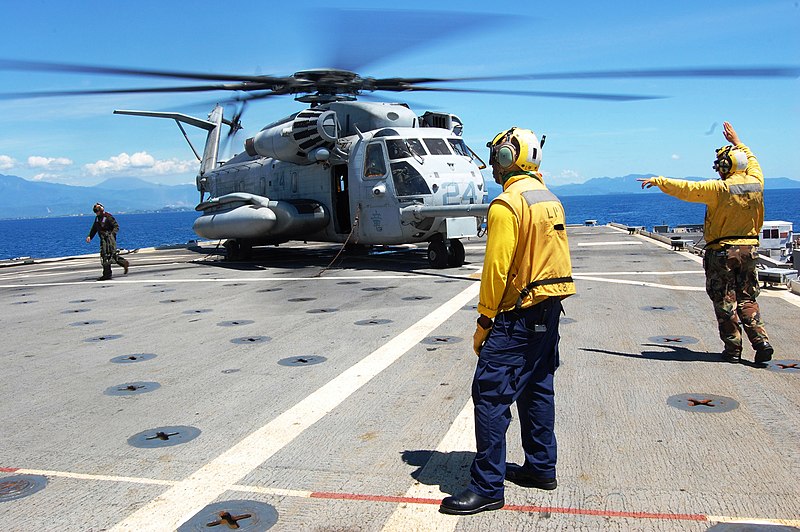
<box><xmin>85</xmin><ymin>202</ymin><xmax>129</xmax><ymax>281</ymax></box>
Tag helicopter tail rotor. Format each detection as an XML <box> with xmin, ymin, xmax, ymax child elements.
<box><xmin>219</xmin><ymin>102</ymin><xmax>246</xmax><ymax>159</ymax></box>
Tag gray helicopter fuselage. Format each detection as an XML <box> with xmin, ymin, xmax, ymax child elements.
<box><xmin>193</xmin><ymin>101</ymin><xmax>488</xmax><ymax>246</ymax></box>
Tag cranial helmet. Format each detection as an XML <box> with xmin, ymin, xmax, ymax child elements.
<box><xmin>713</xmin><ymin>145</ymin><xmax>748</xmax><ymax>177</ymax></box>
<box><xmin>487</xmin><ymin>127</ymin><xmax>543</xmax><ymax>173</ymax></box>
<box><xmin>93</xmin><ymin>202</ymin><xmax>104</xmax><ymax>213</ymax></box>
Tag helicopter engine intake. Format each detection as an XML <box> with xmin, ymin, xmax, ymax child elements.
<box><xmin>245</xmin><ymin>109</ymin><xmax>338</xmax><ymax>165</ymax></box>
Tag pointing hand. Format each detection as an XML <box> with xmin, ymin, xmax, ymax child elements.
<box><xmin>637</xmin><ymin>178</ymin><xmax>656</xmax><ymax>189</ymax></box>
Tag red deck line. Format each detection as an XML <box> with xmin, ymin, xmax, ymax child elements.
<box><xmin>503</xmin><ymin>503</ymin><xmax>707</xmax><ymax>521</ymax></box>
<box><xmin>0</xmin><ymin>469</ymin><xmax>711</xmax><ymax>523</ymax></box>
<box><xmin>311</xmin><ymin>491</ymin><xmax>708</xmax><ymax>521</ymax></box>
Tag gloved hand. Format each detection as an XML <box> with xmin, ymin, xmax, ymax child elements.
<box><xmin>473</xmin><ymin>324</ymin><xmax>491</xmax><ymax>357</ymax></box>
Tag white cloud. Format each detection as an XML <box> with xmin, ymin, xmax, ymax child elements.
<box><xmin>558</xmin><ymin>169</ymin><xmax>581</xmax><ymax>181</ymax></box>
<box><xmin>31</xmin><ymin>172</ymin><xmax>70</xmax><ymax>183</ymax></box>
<box><xmin>28</xmin><ymin>156</ymin><xmax>74</xmax><ymax>169</ymax></box>
<box><xmin>0</xmin><ymin>155</ymin><xmax>16</xmax><ymax>170</ymax></box>
<box><xmin>671</xmin><ymin>154</ymin><xmax>680</xmax><ymax>160</ymax></box>
<box><xmin>542</xmin><ymin>169</ymin><xmax>583</xmax><ymax>185</ymax></box>
<box><xmin>83</xmin><ymin>151</ymin><xmax>196</xmax><ymax>177</ymax></box>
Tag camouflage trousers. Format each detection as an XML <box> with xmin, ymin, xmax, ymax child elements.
<box><xmin>703</xmin><ymin>245</ymin><xmax>769</xmax><ymax>354</ymax></box>
<box><xmin>99</xmin><ymin>232</ymin><xmax>127</xmax><ymax>269</ymax></box>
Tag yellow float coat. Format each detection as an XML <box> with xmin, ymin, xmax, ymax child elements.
<box><xmin>478</xmin><ymin>174</ymin><xmax>575</xmax><ymax>319</ymax></box>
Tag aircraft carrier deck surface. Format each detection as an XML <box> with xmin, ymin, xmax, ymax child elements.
<box><xmin>1</xmin><ymin>225</ymin><xmax>798</xmax><ymax>531</ymax></box>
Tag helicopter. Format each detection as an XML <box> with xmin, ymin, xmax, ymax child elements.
<box><xmin>112</xmin><ymin>75</ymin><xmax>495</xmax><ymax>268</ymax></box>
<box><xmin>0</xmin><ymin>60</ymin><xmax>670</xmax><ymax>269</ymax></box>
<box><xmin>1</xmin><ymin>9</ymin><xmax>797</xmax><ymax>268</ymax></box>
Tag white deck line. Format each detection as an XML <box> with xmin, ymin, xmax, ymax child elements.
<box><xmin>577</xmin><ymin>241</ymin><xmax>643</xmax><ymax>246</ymax></box>
<box><xmin>381</xmin><ymin>399</ymin><xmax>475</xmax><ymax>531</ymax></box>
<box><xmin>573</xmin><ymin>275</ymin><xmax>705</xmax><ymax>292</ymax></box>
<box><xmin>108</xmin><ymin>281</ymin><xmax>481</xmax><ymax>531</ymax></box>
<box><xmin>0</xmin><ymin>274</ymin><xmax>450</xmax><ymax>289</ymax></box>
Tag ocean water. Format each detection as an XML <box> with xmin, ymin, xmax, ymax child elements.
<box><xmin>0</xmin><ymin>211</ymin><xmax>201</xmax><ymax>261</ymax></box>
<box><xmin>0</xmin><ymin>189</ymin><xmax>797</xmax><ymax>260</ymax></box>
<box><xmin>561</xmin><ymin>188</ymin><xmax>800</xmax><ymax>229</ymax></box>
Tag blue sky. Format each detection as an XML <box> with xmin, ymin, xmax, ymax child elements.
<box><xmin>0</xmin><ymin>0</ymin><xmax>797</xmax><ymax>187</ymax></box>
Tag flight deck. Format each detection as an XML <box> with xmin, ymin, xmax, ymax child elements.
<box><xmin>1</xmin><ymin>225</ymin><xmax>798</xmax><ymax>531</ymax></box>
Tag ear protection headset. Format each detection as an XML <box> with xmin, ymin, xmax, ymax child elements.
<box><xmin>489</xmin><ymin>128</ymin><xmax>520</xmax><ymax>169</ymax></box>
<box><xmin>487</xmin><ymin>127</ymin><xmax>543</xmax><ymax>173</ymax></box>
<box><xmin>93</xmin><ymin>202</ymin><xmax>104</xmax><ymax>213</ymax></box>
<box><xmin>713</xmin><ymin>146</ymin><xmax>747</xmax><ymax>177</ymax></box>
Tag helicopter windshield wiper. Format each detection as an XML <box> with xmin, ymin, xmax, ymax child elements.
<box><xmin>405</xmin><ymin>139</ymin><xmax>424</xmax><ymax>165</ymax></box>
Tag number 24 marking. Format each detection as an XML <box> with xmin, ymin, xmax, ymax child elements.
<box><xmin>442</xmin><ymin>182</ymin><xmax>477</xmax><ymax>204</ymax></box>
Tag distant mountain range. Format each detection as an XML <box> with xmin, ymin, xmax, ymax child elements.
<box><xmin>485</xmin><ymin>173</ymin><xmax>800</xmax><ymax>199</ymax></box>
<box><xmin>1</xmin><ymin>172</ymin><xmax>798</xmax><ymax>220</ymax></box>
<box><xmin>0</xmin><ymin>174</ymin><xmax>198</xmax><ymax>219</ymax></box>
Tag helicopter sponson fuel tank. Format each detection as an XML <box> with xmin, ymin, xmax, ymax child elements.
<box><xmin>192</xmin><ymin>192</ymin><xmax>328</xmax><ymax>240</ymax></box>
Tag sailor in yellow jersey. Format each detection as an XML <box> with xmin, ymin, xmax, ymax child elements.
<box><xmin>639</xmin><ymin>122</ymin><xmax>773</xmax><ymax>364</ymax></box>
<box><xmin>440</xmin><ymin>127</ymin><xmax>575</xmax><ymax>516</ymax></box>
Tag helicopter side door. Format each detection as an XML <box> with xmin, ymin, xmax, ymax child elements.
<box><xmin>331</xmin><ymin>164</ymin><xmax>351</xmax><ymax>234</ymax></box>
<box><xmin>354</xmin><ymin>140</ymin><xmax>403</xmax><ymax>241</ymax></box>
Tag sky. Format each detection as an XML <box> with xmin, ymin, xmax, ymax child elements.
<box><xmin>0</xmin><ymin>0</ymin><xmax>797</xmax><ymax>188</ymax></box>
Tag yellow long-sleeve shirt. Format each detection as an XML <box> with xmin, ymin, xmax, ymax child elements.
<box><xmin>650</xmin><ymin>143</ymin><xmax>764</xmax><ymax>249</ymax></box>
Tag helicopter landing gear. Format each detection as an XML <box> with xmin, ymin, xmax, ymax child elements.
<box><xmin>447</xmin><ymin>238</ymin><xmax>466</xmax><ymax>267</ymax></box>
<box><xmin>223</xmin><ymin>239</ymin><xmax>253</xmax><ymax>260</ymax></box>
<box><xmin>427</xmin><ymin>237</ymin><xmax>465</xmax><ymax>269</ymax></box>
<box><xmin>344</xmin><ymin>243</ymin><xmax>371</xmax><ymax>255</ymax></box>
<box><xmin>427</xmin><ymin>239</ymin><xmax>448</xmax><ymax>269</ymax></box>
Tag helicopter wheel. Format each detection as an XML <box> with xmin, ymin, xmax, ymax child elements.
<box><xmin>447</xmin><ymin>239</ymin><xmax>466</xmax><ymax>267</ymax></box>
<box><xmin>223</xmin><ymin>239</ymin><xmax>240</xmax><ymax>260</ymax></box>
<box><xmin>427</xmin><ymin>239</ymin><xmax>449</xmax><ymax>269</ymax></box>
<box><xmin>345</xmin><ymin>243</ymin><xmax>371</xmax><ymax>255</ymax></box>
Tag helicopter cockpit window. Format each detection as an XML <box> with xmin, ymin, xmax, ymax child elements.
<box><xmin>448</xmin><ymin>138</ymin><xmax>471</xmax><ymax>158</ymax></box>
<box><xmin>406</xmin><ymin>139</ymin><xmax>426</xmax><ymax>157</ymax></box>
<box><xmin>391</xmin><ymin>161</ymin><xmax>431</xmax><ymax>196</ymax></box>
<box><xmin>364</xmin><ymin>143</ymin><xmax>387</xmax><ymax>178</ymax></box>
<box><xmin>387</xmin><ymin>139</ymin><xmax>427</xmax><ymax>160</ymax></box>
<box><xmin>386</xmin><ymin>139</ymin><xmax>412</xmax><ymax>160</ymax></box>
<box><xmin>423</xmin><ymin>138</ymin><xmax>451</xmax><ymax>155</ymax></box>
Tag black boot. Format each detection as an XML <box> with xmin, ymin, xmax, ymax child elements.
<box><xmin>97</xmin><ymin>265</ymin><xmax>112</xmax><ymax>281</ymax></box>
<box><xmin>505</xmin><ymin>463</ymin><xmax>558</xmax><ymax>490</ymax></box>
<box><xmin>439</xmin><ymin>490</ymin><xmax>504</xmax><ymax>515</ymax></box>
<box><xmin>754</xmin><ymin>342</ymin><xmax>774</xmax><ymax>364</ymax></box>
<box><xmin>721</xmin><ymin>349</ymin><xmax>741</xmax><ymax>363</ymax></box>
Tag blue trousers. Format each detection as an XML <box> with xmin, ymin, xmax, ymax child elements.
<box><xmin>468</xmin><ymin>297</ymin><xmax>561</xmax><ymax>499</ymax></box>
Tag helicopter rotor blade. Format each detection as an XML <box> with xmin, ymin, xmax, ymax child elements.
<box><xmin>0</xmin><ymin>58</ymin><xmax>287</xmax><ymax>84</ymax></box>
<box><xmin>0</xmin><ymin>83</ymin><xmax>276</xmax><ymax>101</ymax></box>
<box><xmin>402</xmin><ymin>86</ymin><xmax>665</xmax><ymax>102</ymax></box>
<box><xmin>389</xmin><ymin>66</ymin><xmax>800</xmax><ymax>85</ymax></box>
